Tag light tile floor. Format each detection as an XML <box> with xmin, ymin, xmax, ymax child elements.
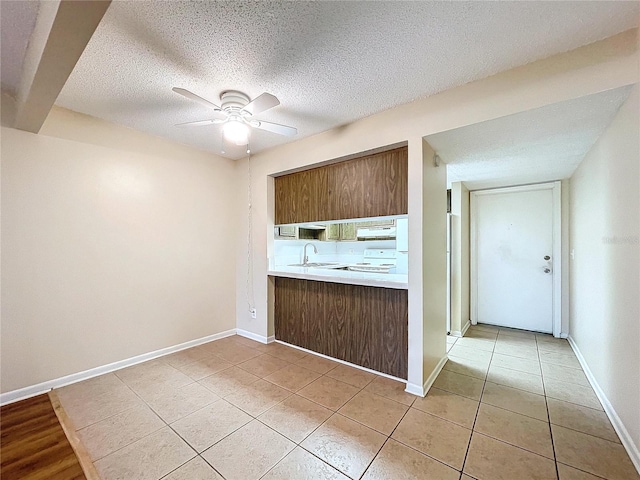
<box><xmin>56</xmin><ymin>327</ymin><xmax>640</xmax><ymax>480</ymax></box>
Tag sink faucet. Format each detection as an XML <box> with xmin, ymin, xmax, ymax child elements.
<box><xmin>303</xmin><ymin>243</ymin><xmax>318</xmax><ymax>265</ymax></box>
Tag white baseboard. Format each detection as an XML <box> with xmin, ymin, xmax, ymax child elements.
<box><xmin>423</xmin><ymin>355</ymin><xmax>449</xmax><ymax>394</ymax></box>
<box><xmin>405</xmin><ymin>355</ymin><xmax>448</xmax><ymax>398</ymax></box>
<box><xmin>405</xmin><ymin>382</ymin><xmax>425</xmax><ymax>396</ymax></box>
<box><xmin>275</xmin><ymin>340</ymin><xmax>405</xmax><ymax>383</ymax></box>
<box><xmin>0</xmin><ymin>328</ymin><xmax>237</xmax><ymax>406</ymax></box>
<box><xmin>568</xmin><ymin>336</ymin><xmax>640</xmax><ymax>474</ymax></box>
<box><xmin>461</xmin><ymin>320</ymin><xmax>471</xmax><ymax>336</ymax></box>
<box><xmin>236</xmin><ymin>329</ymin><xmax>274</xmax><ymax>344</ymax></box>
<box><xmin>450</xmin><ymin>321</ymin><xmax>471</xmax><ymax>338</ymax></box>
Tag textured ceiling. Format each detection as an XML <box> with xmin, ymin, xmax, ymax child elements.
<box><xmin>0</xmin><ymin>0</ymin><xmax>39</xmax><ymax>94</ymax></box>
<box><xmin>2</xmin><ymin>2</ymin><xmax>639</xmax><ymax>159</ymax></box>
<box><xmin>426</xmin><ymin>86</ymin><xmax>633</xmax><ymax>190</ymax></box>
<box><xmin>55</xmin><ymin>1</ymin><xmax>640</xmax><ymax>159</ymax></box>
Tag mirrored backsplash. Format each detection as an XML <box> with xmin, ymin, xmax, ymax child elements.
<box><xmin>272</xmin><ymin>218</ymin><xmax>408</xmax><ymax>274</ymax></box>
<box><xmin>275</xmin><ymin>215</ymin><xmax>406</xmax><ymax>242</ymax></box>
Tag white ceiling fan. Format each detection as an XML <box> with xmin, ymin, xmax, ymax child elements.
<box><xmin>172</xmin><ymin>87</ymin><xmax>297</xmax><ymax>146</ymax></box>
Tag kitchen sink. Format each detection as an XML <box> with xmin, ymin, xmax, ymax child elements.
<box><xmin>288</xmin><ymin>262</ymin><xmax>339</xmax><ymax>267</ymax></box>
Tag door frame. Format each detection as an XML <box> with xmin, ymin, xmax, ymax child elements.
<box><xmin>470</xmin><ymin>181</ymin><xmax>562</xmax><ymax>337</ymax></box>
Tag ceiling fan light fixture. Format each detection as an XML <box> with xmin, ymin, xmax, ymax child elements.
<box><xmin>223</xmin><ymin>119</ymin><xmax>250</xmax><ymax>145</ymax></box>
<box><xmin>173</xmin><ymin>87</ymin><xmax>297</xmax><ymax>151</ymax></box>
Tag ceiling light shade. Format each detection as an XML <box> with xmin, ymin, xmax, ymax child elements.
<box><xmin>223</xmin><ymin>120</ymin><xmax>249</xmax><ymax>145</ymax></box>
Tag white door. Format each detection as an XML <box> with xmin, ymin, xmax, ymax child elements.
<box><xmin>472</xmin><ymin>184</ymin><xmax>558</xmax><ymax>333</ymax></box>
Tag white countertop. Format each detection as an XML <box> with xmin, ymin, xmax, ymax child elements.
<box><xmin>268</xmin><ymin>265</ymin><xmax>408</xmax><ymax>289</ymax></box>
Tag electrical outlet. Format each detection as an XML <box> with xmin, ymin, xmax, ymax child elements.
<box><xmin>250</xmin><ymin>308</ymin><xmax>257</xmax><ymax>319</ymax></box>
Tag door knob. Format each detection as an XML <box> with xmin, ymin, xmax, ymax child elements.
<box><xmin>544</xmin><ymin>255</ymin><xmax>551</xmax><ymax>261</ymax></box>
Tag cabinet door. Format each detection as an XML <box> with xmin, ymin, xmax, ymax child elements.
<box><xmin>323</xmin><ymin>224</ymin><xmax>341</xmax><ymax>240</ymax></box>
<box><xmin>274</xmin><ymin>167</ymin><xmax>328</xmax><ymax>224</ymax></box>
<box><xmin>276</xmin><ymin>146</ymin><xmax>407</xmax><ymax>224</ymax></box>
<box><xmin>275</xmin><ymin>278</ymin><xmax>327</xmax><ymax>353</ymax></box>
<box><xmin>274</xmin><ymin>278</ymin><xmax>408</xmax><ymax>378</ymax></box>
<box><xmin>339</xmin><ymin>223</ymin><xmax>357</xmax><ymax>240</ymax></box>
<box><xmin>329</xmin><ymin>147</ymin><xmax>407</xmax><ymax>220</ymax></box>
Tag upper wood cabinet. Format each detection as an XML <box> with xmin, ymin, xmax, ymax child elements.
<box><xmin>328</xmin><ymin>147</ymin><xmax>408</xmax><ymax>221</ymax></box>
<box><xmin>274</xmin><ymin>167</ymin><xmax>328</xmax><ymax>225</ymax></box>
<box><xmin>274</xmin><ymin>146</ymin><xmax>407</xmax><ymax>224</ymax></box>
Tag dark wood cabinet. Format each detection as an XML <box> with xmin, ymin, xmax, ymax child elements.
<box><xmin>274</xmin><ymin>146</ymin><xmax>407</xmax><ymax>224</ymax></box>
<box><xmin>274</xmin><ymin>167</ymin><xmax>328</xmax><ymax>225</ymax></box>
<box><xmin>274</xmin><ymin>277</ymin><xmax>408</xmax><ymax>379</ymax></box>
<box><xmin>328</xmin><ymin>147</ymin><xmax>408</xmax><ymax>221</ymax></box>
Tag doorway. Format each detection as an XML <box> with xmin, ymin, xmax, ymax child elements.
<box><xmin>471</xmin><ymin>182</ymin><xmax>561</xmax><ymax>335</ymax></box>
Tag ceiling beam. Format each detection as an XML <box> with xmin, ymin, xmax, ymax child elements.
<box><xmin>14</xmin><ymin>0</ymin><xmax>111</xmax><ymax>133</ymax></box>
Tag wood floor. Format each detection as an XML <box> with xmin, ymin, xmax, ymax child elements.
<box><xmin>1</xmin><ymin>394</ymin><xmax>85</xmax><ymax>480</ymax></box>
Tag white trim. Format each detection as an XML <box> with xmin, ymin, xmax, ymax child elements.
<box><xmin>551</xmin><ymin>181</ymin><xmax>562</xmax><ymax>337</ymax></box>
<box><xmin>450</xmin><ymin>321</ymin><xmax>470</xmax><ymax>338</ymax></box>
<box><xmin>423</xmin><ymin>355</ymin><xmax>449</xmax><ymax>394</ymax></box>
<box><xmin>236</xmin><ymin>329</ymin><xmax>274</xmax><ymax>344</ymax></box>
<box><xmin>405</xmin><ymin>382</ymin><xmax>425</xmax><ymax>396</ymax></box>
<box><xmin>446</xmin><ymin>212</ymin><xmax>452</xmax><ymax>334</ymax></box>
<box><xmin>405</xmin><ymin>355</ymin><xmax>448</xmax><ymax>397</ymax></box>
<box><xmin>0</xmin><ymin>329</ymin><xmax>237</xmax><ymax>406</ymax></box>
<box><xmin>470</xmin><ymin>181</ymin><xmax>562</xmax><ymax>336</ymax></box>
<box><xmin>568</xmin><ymin>336</ymin><xmax>640</xmax><ymax>474</ymax></box>
<box><xmin>275</xmin><ymin>340</ymin><xmax>405</xmax><ymax>383</ymax></box>
<box><xmin>470</xmin><ymin>190</ymin><xmax>478</xmax><ymax>326</ymax></box>
<box><xmin>461</xmin><ymin>320</ymin><xmax>470</xmax><ymax>336</ymax></box>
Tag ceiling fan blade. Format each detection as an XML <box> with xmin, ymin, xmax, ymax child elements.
<box><xmin>175</xmin><ymin>119</ymin><xmax>225</xmax><ymax>127</ymax></box>
<box><xmin>242</xmin><ymin>93</ymin><xmax>280</xmax><ymax>115</ymax></box>
<box><xmin>172</xmin><ymin>87</ymin><xmax>225</xmax><ymax>118</ymax></box>
<box><xmin>252</xmin><ymin>120</ymin><xmax>297</xmax><ymax>137</ymax></box>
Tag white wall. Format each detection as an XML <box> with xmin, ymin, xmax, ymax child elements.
<box><xmin>419</xmin><ymin>140</ymin><xmax>448</xmax><ymax>389</ymax></box>
<box><xmin>569</xmin><ymin>86</ymin><xmax>639</xmax><ymax>465</ymax></box>
<box><xmin>1</xmin><ymin>107</ymin><xmax>237</xmax><ymax>394</ymax></box>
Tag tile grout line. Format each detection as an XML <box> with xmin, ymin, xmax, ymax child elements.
<box><xmin>176</xmin><ymin>343</ymin><xmax>321</xmax><ymax>478</ymax></box>
<box><xmin>71</xmin><ymin>374</ymin><xmax>171</xmax><ymax>464</ymax></box>
<box><xmin>381</xmin><ymin>415</ymin><xmax>469</xmax><ymax>475</ymax></box>
<box><xmin>103</xmin><ymin>366</ymin><xmax>200</xmax><ymax>476</ymax></box>
<box><xmin>201</xmin><ymin>347</ymin><xmax>387</xmax><ymax>480</ymax></box>
<box><xmin>198</xmin><ymin>453</ymin><xmax>229</xmax><ymax>480</ymax></box>
<box><xmin>65</xmin><ymin>332</ymin><xmax>592</xmax><ymax>480</ymax></box>
<box><xmin>537</xmin><ymin>333</ymin><xmax>561</xmax><ymax>480</ymax></box>
<box><xmin>458</xmin><ymin>334</ymin><xmax>494</xmax><ymax>476</ymax></box>
<box><xmin>355</xmin><ymin>390</ymin><xmax>427</xmax><ymax>479</ymax></box>
<box><xmin>280</xmin><ymin>364</ymin><xmax>433</xmax><ymax>479</ymax></box>
<box><xmin>64</xmin><ymin>336</ymin><xmax>266</xmax><ymax>479</ymax></box>
<box><xmin>460</xmin><ymin>325</ymin><xmax>569</xmax><ymax>477</ymax></box>
<box><xmin>271</xmin><ymin>374</ymin><xmax>378</xmax><ymax>480</ymax></box>
<box><xmin>58</xmin><ymin>337</ymin><xmax>325</xmax><ymax>478</ymax></box>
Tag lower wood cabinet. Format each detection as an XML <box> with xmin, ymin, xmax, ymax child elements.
<box><xmin>273</xmin><ymin>277</ymin><xmax>408</xmax><ymax>379</ymax></box>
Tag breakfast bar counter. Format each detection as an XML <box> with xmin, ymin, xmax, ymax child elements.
<box><xmin>268</xmin><ymin>264</ymin><xmax>408</xmax><ymax>289</ymax></box>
